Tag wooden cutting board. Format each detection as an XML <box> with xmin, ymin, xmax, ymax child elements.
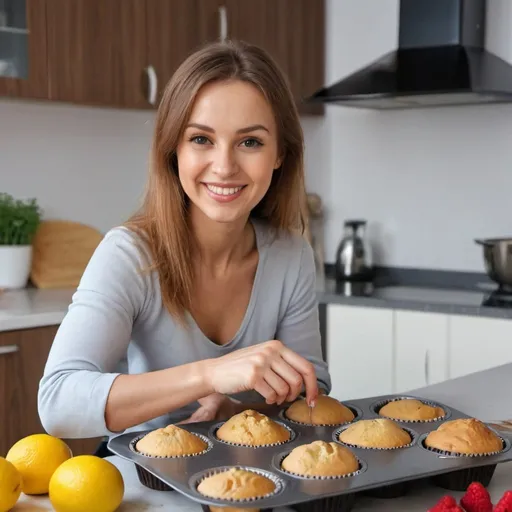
<box><xmin>30</xmin><ymin>220</ymin><xmax>104</xmax><ymax>289</ymax></box>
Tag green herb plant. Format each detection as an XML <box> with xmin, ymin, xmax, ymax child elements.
<box><xmin>0</xmin><ymin>193</ymin><xmax>42</xmax><ymax>246</ymax></box>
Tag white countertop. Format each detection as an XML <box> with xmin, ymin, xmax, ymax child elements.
<box><xmin>14</xmin><ymin>454</ymin><xmax>512</xmax><ymax>511</ymax></box>
<box><xmin>0</xmin><ymin>288</ymin><xmax>74</xmax><ymax>332</ymax></box>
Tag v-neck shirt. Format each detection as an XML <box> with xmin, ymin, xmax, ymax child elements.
<box><xmin>38</xmin><ymin>219</ymin><xmax>331</xmax><ymax>438</ymax></box>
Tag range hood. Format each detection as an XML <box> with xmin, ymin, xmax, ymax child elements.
<box><xmin>309</xmin><ymin>0</ymin><xmax>512</xmax><ymax>109</ymax></box>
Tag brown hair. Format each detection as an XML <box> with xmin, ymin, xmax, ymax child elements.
<box><xmin>126</xmin><ymin>40</ymin><xmax>307</xmax><ymax>323</ymax></box>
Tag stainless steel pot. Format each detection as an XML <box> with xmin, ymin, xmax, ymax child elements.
<box><xmin>475</xmin><ymin>238</ymin><xmax>512</xmax><ymax>289</ymax></box>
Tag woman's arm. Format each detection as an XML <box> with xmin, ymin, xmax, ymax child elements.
<box><xmin>275</xmin><ymin>237</ymin><xmax>332</xmax><ymax>394</ymax></box>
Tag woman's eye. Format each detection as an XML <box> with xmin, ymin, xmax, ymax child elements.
<box><xmin>191</xmin><ymin>136</ymin><xmax>210</xmax><ymax>145</ymax></box>
<box><xmin>241</xmin><ymin>138</ymin><xmax>262</xmax><ymax>148</ymax></box>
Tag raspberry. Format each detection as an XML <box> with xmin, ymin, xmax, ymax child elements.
<box><xmin>429</xmin><ymin>495</ymin><xmax>464</xmax><ymax>511</ymax></box>
<box><xmin>460</xmin><ymin>482</ymin><xmax>493</xmax><ymax>512</ymax></box>
<box><xmin>494</xmin><ymin>490</ymin><xmax>512</xmax><ymax>512</ymax></box>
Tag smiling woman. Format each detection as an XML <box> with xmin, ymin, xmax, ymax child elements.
<box><xmin>37</xmin><ymin>40</ymin><xmax>331</xmax><ymax>440</ymax></box>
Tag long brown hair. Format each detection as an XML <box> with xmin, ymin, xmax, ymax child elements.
<box><xmin>126</xmin><ymin>40</ymin><xmax>307</xmax><ymax>323</ymax></box>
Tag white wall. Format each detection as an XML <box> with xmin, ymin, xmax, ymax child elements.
<box><xmin>2</xmin><ymin>0</ymin><xmax>512</xmax><ymax>272</ymax></box>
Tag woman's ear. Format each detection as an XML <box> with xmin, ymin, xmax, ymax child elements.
<box><xmin>274</xmin><ymin>155</ymin><xmax>283</xmax><ymax>171</ymax></box>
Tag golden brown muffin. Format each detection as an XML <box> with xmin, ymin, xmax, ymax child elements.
<box><xmin>216</xmin><ymin>409</ymin><xmax>290</xmax><ymax>446</ymax></box>
<box><xmin>379</xmin><ymin>399</ymin><xmax>445</xmax><ymax>421</ymax></box>
<box><xmin>338</xmin><ymin>418</ymin><xmax>411</xmax><ymax>449</ymax></box>
<box><xmin>424</xmin><ymin>418</ymin><xmax>503</xmax><ymax>455</ymax></box>
<box><xmin>197</xmin><ymin>468</ymin><xmax>275</xmax><ymax>503</ymax></box>
<box><xmin>281</xmin><ymin>440</ymin><xmax>359</xmax><ymax>477</ymax></box>
<box><xmin>285</xmin><ymin>395</ymin><xmax>355</xmax><ymax>425</ymax></box>
<box><xmin>135</xmin><ymin>424</ymin><xmax>207</xmax><ymax>457</ymax></box>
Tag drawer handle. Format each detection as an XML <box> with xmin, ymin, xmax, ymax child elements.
<box><xmin>218</xmin><ymin>5</ymin><xmax>228</xmax><ymax>42</ymax></box>
<box><xmin>0</xmin><ymin>345</ymin><xmax>19</xmax><ymax>355</ymax></box>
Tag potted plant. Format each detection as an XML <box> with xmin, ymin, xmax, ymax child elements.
<box><xmin>0</xmin><ymin>193</ymin><xmax>42</xmax><ymax>289</ymax></box>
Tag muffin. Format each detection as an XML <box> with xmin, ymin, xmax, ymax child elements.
<box><xmin>379</xmin><ymin>399</ymin><xmax>445</xmax><ymax>421</ymax></box>
<box><xmin>338</xmin><ymin>418</ymin><xmax>412</xmax><ymax>449</ymax></box>
<box><xmin>285</xmin><ymin>395</ymin><xmax>355</xmax><ymax>425</ymax></box>
<box><xmin>197</xmin><ymin>468</ymin><xmax>275</xmax><ymax>511</ymax></box>
<box><xmin>216</xmin><ymin>409</ymin><xmax>290</xmax><ymax>446</ymax></box>
<box><xmin>424</xmin><ymin>419</ymin><xmax>503</xmax><ymax>455</ymax></box>
<box><xmin>135</xmin><ymin>424</ymin><xmax>207</xmax><ymax>457</ymax></box>
<box><xmin>281</xmin><ymin>440</ymin><xmax>359</xmax><ymax>477</ymax></box>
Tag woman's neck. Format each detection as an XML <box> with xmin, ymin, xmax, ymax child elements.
<box><xmin>189</xmin><ymin>208</ymin><xmax>255</xmax><ymax>276</ymax></box>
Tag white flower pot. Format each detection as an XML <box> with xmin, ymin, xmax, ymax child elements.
<box><xmin>0</xmin><ymin>245</ymin><xmax>33</xmax><ymax>289</ymax></box>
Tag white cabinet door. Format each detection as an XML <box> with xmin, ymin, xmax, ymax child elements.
<box><xmin>326</xmin><ymin>304</ymin><xmax>393</xmax><ymax>401</ymax></box>
<box><xmin>394</xmin><ymin>310</ymin><xmax>449</xmax><ymax>393</ymax></box>
<box><xmin>449</xmin><ymin>315</ymin><xmax>512</xmax><ymax>379</ymax></box>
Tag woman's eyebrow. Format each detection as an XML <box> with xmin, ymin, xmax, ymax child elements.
<box><xmin>185</xmin><ymin>123</ymin><xmax>269</xmax><ymax>134</ymax></box>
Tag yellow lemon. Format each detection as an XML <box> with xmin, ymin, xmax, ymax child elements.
<box><xmin>6</xmin><ymin>433</ymin><xmax>72</xmax><ymax>495</ymax></box>
<box><xmin>49</xmin><ymin>455</ymin><xmax>124</xmax><ymax>512</ymax></box>
<box><xmin>0</xmin><ymin>456</ymin><xmax>22</xmax><ymax>512</ymax></box>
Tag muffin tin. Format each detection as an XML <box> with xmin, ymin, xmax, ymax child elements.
<box><xmin>107</xmin><ymin>394</ymin><xmax>512</xmax><ymax>511</ymax></box>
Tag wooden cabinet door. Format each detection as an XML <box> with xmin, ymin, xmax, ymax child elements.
<box><xmin>223</xmin><ymin>0</ymin><xmax>325</xmax><ymax>115</ymax></box>
<box><xmin>0</xmin><ymin>0</ymin><xmax>49</xmax><ymax>99</ymax></box>
<box><xmin>0</xmin><ymin>326</ymin><xmax>100</xmax><ymax>457</ymax></box>
<box><xmin>46</xmin><ymin>0</ymin><xmax>148</xmax><ymax>108</ymax></box>
<box><xmin>146</xmin><ymin>0</ymin><xmax>222</xmax><ymax>106</ymax></box>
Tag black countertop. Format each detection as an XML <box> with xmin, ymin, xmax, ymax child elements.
<box><xmin>315</xmin><ymin>268</ymin><xmax>512</xmax><ymax>320</ymax></box>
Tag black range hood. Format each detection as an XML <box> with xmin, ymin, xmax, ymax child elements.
<box><xmin>309</xmin><ymin>0</ymin><xmax>512</xmax><ymax>109</ymax></box>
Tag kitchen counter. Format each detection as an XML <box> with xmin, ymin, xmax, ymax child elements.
<box><xmin>0</xmin><ymin>288</ymin><xmax>74</xmax><ymax>332</ymax></box>
<box><xmin>14</xmin><ymin>367</ymin><xmax>512</xmax><ymax>510</ymax></box>
<box><xmin>316</xmin><ymin>276</ymin><xmax>512</xmax><ymax>320</ymax></box>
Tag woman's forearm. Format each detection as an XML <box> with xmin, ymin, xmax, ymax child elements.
<box><xmin>105</xmin><ymin>360</ymin><xmax>213</xmax><ymax>432</ymax></box>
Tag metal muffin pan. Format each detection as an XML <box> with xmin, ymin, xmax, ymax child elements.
<box><xmin>107</xmin><ymin>394</ymin><xmax>512</xmax><ymax>510</ymax></box>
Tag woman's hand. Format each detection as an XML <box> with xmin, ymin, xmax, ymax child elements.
<box><xmin>178</xmin><ymin>393</ymin><xmax>239</xmax><ymax>424</ymax></box>
<box><xmin>203</xmin><ymin>340</ymin><xmax>318</xmax><ymax>407</ymax></box>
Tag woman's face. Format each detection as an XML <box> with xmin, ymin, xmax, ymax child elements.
<box><xmin>176</xmin><ymin>80</ymin><xmax>281</xmax><ymax>226</ymax></box>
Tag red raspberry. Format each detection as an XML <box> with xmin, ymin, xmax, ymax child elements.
<box><xmin>460</xmin><ymin>482</ymin><xmax>493</xmax><ymax>512</ymax></box>
<box><xmin>429</xmin><ymin>495</ymin><xmax>464</xmax><ymax>511</ymax></box>
<box><xmin>494</xmin><ymin>490</ymin><xmax>512</xmax><ymax>512</ymax></box>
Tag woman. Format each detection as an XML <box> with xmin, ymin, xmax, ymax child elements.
<box><xmin>38</xmin><ymin>40</ymin><xmax>331</xmax><ymax>440</ymax></box>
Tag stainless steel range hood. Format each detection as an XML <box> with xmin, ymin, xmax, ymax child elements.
<box><xmin>308</xmin><ymin>0</ymin><xmax>512</xmax><ymax>109</ymax></box>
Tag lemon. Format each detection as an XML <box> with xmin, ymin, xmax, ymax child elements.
<box><xmin>0</xmin><ymin>456</ymin><xmax>22</xmax><ymax>512</ymax></box>
<box><xmin>49</xmin><ymin>455</ymin><xmax>124</xmax><ymax>512</ymax></box>
<box><xmin>6</xmin><ymin>433</ymin><xmax>72</xmax><ymax>495</ymax></box>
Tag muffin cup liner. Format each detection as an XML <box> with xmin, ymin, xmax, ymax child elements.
<box><xmin>200</xmin><ymin>506</ymin><xmax>274</xmax><ymax>512</ymax></box>
<box><xmin>210</xmin><ymin>421</ymin><xmax>296</xmax><ymax>448</ymax></box>
<box><xmin>275</xmin><ymin>451</ymin><xmax>366</xmax><ymax>480</ymax></box>
<box><xmin>420</xmin><ymin>432</ymin><xmax>509</xmax><ymax>491</ymax></box>
<box><xmin>370</xmin><ymin>396</ymin><xmax>450</xmax><ymax>424</ymax></box>
<box><xmin>129</xmin><ymin>432</ymin><xmax>213</xmax><ymax>491</ymax></box>
<box><xmin>333</xmin><ymin>425</ymin><xmax>418</xmax><ymax>451</ymax></box>
<box><xmin>191</xmin><ymin>466</ymin><xmax>284</xmax><ymax>507</ymax></box>
<box><xmin>280</xmin><ymin>403</ymin><xmax>362</xmax><ymax>428</ymax></box>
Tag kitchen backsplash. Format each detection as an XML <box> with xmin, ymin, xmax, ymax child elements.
<box><xmin>2</xmin><ymin>0</ymin><xmax>512</xmax><ymax>274</ymax></box>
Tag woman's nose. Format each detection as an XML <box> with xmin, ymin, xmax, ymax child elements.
<box><xmin>211</xmin><ymin>146</ymin><xmax>237</xmax><ymax>177</ymax></box>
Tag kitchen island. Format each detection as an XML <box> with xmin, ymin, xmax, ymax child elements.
<box><xmin>15</xmin><ymin>366</ymin><xmax>512</xmax><ymax>511</ymax></box>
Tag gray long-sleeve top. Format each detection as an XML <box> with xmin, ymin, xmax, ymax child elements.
<box><xmin>38</xmin><ymin>219</ymin><xmax>331</xmax><ymax>439</ymax></box>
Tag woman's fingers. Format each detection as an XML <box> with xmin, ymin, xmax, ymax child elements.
<box><xmin>278</xmin><ymin>345</ymin><xmax>319</xmax><ymax>406</ymax></box>
<box><xmin>254</xmin><ymin>379</ymin><xmax>279</xmax><ymax>405</ymax></box>
<box><xmin>262</xmin><ymin>369</ymin><xmax>290</xmax><ymax>405</ymax></box>
<box><xmin>270</xmin><ymin>358</ymin><xmax>304</xmax><ymax>403</ymax></box>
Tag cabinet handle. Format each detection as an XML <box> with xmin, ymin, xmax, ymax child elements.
<box><xmin>145</xmin><ymin>66</ymin><xmax>158</xmax><ymax>106</ymax></box>
<box><xmin>424</xmin><ymin>349</ymin><xmax>430</xmax><ymax>385</ymax></box>
<box><xmin>218</xmin><ymin>5</ymin><xmax>228</xmax><ymax>42</ymax></box>
<box><xmin>0</xmin><ymin>345</ymin><xmax>19</xmax><ymax>355</ymax></box>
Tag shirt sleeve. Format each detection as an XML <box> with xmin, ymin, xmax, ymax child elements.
<box><xmin>275</xmin><ymin>238</ymin><xmax>332</xmax><ymax>394</ymax></box>
<box><xmin>37</xmin><ymin>228</ymin><xmax>149</xmax><ymax>439</ymax></box>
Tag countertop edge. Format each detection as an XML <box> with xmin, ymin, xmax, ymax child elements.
<box><xmin>316</xmin><ymin>291</ymin><xmax>512</xmax><ymax>319</ymax></box>
<box><xmin>0</xmin><ymin>312</ymin><xmax>66</xmax><ymax>332</ymax></box>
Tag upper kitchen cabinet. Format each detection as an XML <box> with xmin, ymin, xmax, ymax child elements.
<box><xmin>146</xmin><ymin>0</ymin><xmax>221</xmax><ymax>105</ymax></box>
<box><xmin>222</xmin><ymin>0</ymin><xmax>325</xmax><ymax>115</ymax></box>
<box><xmin>45</xmin><ymin>0</ymin><xmax>148</xmax><ymax>108</ymax></box>
<box><xmin>0</xmin><ymin>0</ymin><xmax>49</xmax><ymax>98</ymax></box>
